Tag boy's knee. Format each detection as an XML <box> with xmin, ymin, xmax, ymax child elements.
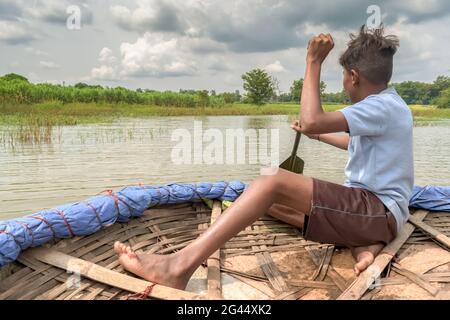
<box><xmin>253</xmin><ymin>170</ymin><xmax>285</xmax><ymax>192</ymax></box>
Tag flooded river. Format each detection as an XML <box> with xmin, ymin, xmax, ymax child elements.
<box><xmin>1</xmin><ymin>115</ymin><xmax>450</xmax><ymax>220</ymax></box>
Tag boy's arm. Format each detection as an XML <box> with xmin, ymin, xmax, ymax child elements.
<box><xmin>316</xmin><ymin>134</ymin><xmax>350</xmax><ymax>150</ymax></box>
<box><xmin>291</xmin><ymin>120</ymin><xmax>350</xmax><ymax>150</ymax></box>
<box><xmin>300</xmin><ymin>34</ymin><xmax>349</xmax><ymax>135</ymax></box>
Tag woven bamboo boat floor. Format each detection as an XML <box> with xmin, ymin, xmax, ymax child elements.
<box><xmin>0</xmin><ymin>202</ymin><xmax>449</xmax><ymax>300</ymax></box>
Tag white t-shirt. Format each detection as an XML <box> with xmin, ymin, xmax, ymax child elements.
<box><xmin>338</xmin><ymin>88</ymin><xmax>414</xmax><ymax>233</ymax></box>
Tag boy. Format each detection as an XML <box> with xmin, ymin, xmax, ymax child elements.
<box><xmin>114</xmin><ymin>26</ymin><xmax>414</xmax><ymax>289</ymax></box>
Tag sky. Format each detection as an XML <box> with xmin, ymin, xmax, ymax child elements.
<box><xmin>0</xmin><ymin>0</ymin><xmax>449</xmax><ymax>93</ymax></box>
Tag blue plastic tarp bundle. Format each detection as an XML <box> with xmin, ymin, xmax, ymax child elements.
<box><xmin>0</xmin><ymin>181</ymin><xmax>246</xmax><ymax>267</ymax></box>
<box><xmin>1</xmin><ymin>183</ymin><xmax>449</xmax><ymax>267</ymax></box>
<box><xmin>409</xmin><ymin>186</ymin><xmax>450</xmax><ymax>212</ymax></box>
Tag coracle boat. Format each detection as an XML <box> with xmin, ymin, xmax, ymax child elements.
<box><xmin>0</xmin><ymin>182</ymin><xmax>449</xmax><ymax>300</ymax></box>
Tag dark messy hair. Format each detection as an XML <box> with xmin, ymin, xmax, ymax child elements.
<box><xmin>339</xmin><ymin>25</ymin><xmax>399</xmax><ymax>85</ymax></box>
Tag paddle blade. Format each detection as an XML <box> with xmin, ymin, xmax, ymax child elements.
<box><xmin>279</xmin><ymin>156</ymin><xmax>305</xmax><ymax>174</ymax></box>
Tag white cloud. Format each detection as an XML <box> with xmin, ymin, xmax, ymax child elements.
<box><xmin>107</xmin><ymin>0</ymin><xmax>450</xmax><ymax>54</ymax></box>
<box><xmin>387</xmin><ymin>19</ymin><xmax>449</xmax><ymax>82</ymax></box>
<box><xmin>120</xmin><ymin>33</ymin><xmax>196</xmax><ymax>77</ymax></box>
<box><xmin>39</xmin><ymin>60</ymin><xmax>60</xmax><ymax>69</ymax></box>
<box><xmin>26</xmin><ymin>1</ymin><xmax>67</xmax><ymax>23</ymax></box>
<box><xmin>98</xmin><ymin>47</ymin><xmax>117</xmax><ymax>65</ymax></box>
<box><xmin>26</xmin><ymin>0</ymin><xmax>93</xmax><ymax>25</ymax></box>
<box><xmin>88</xmin><ymin>35</ymin><xmax>198</xmax><ymax>81</ymax></box>
<box><xmin>265</xmin><ymin>60</ymin><xmax>286</xmax><ymax>73</ymax></box>
<box><xmin>1</xmin><ymin>0</ymin><xmax>450</xmax><ymax>92</ymax></box>
<box><xmin>90</xmin><ymin>65</ymin><xmax>117</xmax><ymax>81</ymax></box>
<box><xmin>89</xmin><ymin>47</ymin><xmax>119</xmax><ymax>81</ymax></box>
<box><xmin>0</xmin><ymin>20</ymin><xmax>34</xmax><ymax>44</ymax></box>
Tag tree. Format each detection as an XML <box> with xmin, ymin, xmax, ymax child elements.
<box><xmin>241</xmin><ymin>69</ymin><xmax>275</xmax><ymax>105</ymax></box>
<box><xmin>234</xmin><ymin>90</ymin><xmax>241</xmax><ymax>102</ymax></box>
<box><xmin>74</xmin><ymin>82</ymin><xmax>89</xmax><ymax>89</ymax></box>
<box><xmin>277</xmin><ymin>92</ymin><xmax>293</xmax><ymax>102</ymax></box>
<box><xmin>392</xmin><ymin>81</ymin><xmax>432</xmax><ymax>104</ymax></box>
<box><xmin>1</xmin><ymin>73</ymin><xmax>29</xmax><ymax>82</ymax></box>
<box><xmin>271</xmin><ymin>76</ymin><xmax>280</xmax><ymax>99</ymax></box>
<box><xmin>430</xmin><ymin>76</ymin><xmax>450</xmax><ymax>103</ymax></box>
<box><xmin>289</xmin><ymin>78</ymin><xmax>326</xmax><ymax>102</ymax></box>
<box><xmin>391</xmin><ymin>76</ymin><xmax>449</xmax><ymax>105</ymax></box>
<box><xmin>322</xmin><ymin>90</ymin><xmax>350</xmax><ymax>104</ymax></box>
<box><xmin>74</xmin><ymin>82</ymin><xmax>103</xmax><ymax>90</ymax></box>
<box><xmin>197</xmin><ymin>90</ymin><xmax>210</xmax><ymax>106</ymax></box>
<box><xmin>320</xmin><ymin>81</ymin><xmax>327</xmax><ymax>97</ymax></box>
<box><xmin>179</xmin><ymin>89</ymin><xmax>198</xmax><ymax>95</ymax></box>
<box><xmin>290</xmin><ymin>79</ymin><xmax>304</xmax><ymax>102</ymax></box>
<box><xmin>436</xmin><ymin>87</ymin><xmax>450</xmax><ymax>108</ymax></box>
<box><xmin>432</xmin><ymin>76</ymin><xmax>450</xmax><ymax>92</ymax></box>
<box><xmin>219</xmin><ymin>92</ymin><xmax>241</xmax><ymax>104</ymax></box>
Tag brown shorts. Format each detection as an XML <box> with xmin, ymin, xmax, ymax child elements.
<box><xmin>303</xmin><ymin>179</ymin><xmax>398</xmax><ymax>248</ymax></box>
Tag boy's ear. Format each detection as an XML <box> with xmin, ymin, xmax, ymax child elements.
<box><xmin>350</xmin><ymin>69</ymin><xmax>360</xmax><ymax>86</ymax></box>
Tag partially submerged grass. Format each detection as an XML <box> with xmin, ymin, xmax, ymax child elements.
<box><xmin>1</xmin><ymin>102</ymin><xmax>448</xmax><ymax>126</ymax></box>
<box><xmin>0</xmin><ymin>124</ymin><xmax>60</xmax><ymax>150</ymax></box>
<box><xmin>0</xmin><ymin>102</ymin><xmax>448</xmax><ymax>147</ymax></box>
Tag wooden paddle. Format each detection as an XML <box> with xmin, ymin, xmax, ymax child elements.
<box><xmin>222</xmin><ymin>131</ymin><xmax>305</xmax><ymax>211</ymax></box>
<box><xmin>279</xmin><ymin>131</ymin><xmax>305</xmax><ymax>174</ymax></box>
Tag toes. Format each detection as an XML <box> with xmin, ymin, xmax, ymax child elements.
<box><xmin>354</xmin><ymin>263</ymin><xmax>363</xmax><ymax>276</ymax></box>
<box><xmin>114</xmin><ymin>242</ymin><xmax>128</xmax><ymax>255</ymax></box>
<box><xmin>125</xmin><ymin>246</ymin><xmax>138</xmax><ymax>259</ymax></box>
<box><xmin>114</xmin><ymin>241</ymin><xmax>123</xmax><ymax>254</ymax></box>
<box><xmin>354</xmin><ymin>259</ymin><xmax>371</xmax><ymax>276</ymax></box>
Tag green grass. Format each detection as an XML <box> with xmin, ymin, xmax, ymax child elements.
<box><xmin>0</xmin><ymin>102</ymin><xmax>449</xmax><ymax>127</ymax></box>
<box><xmin>409</xmin><ymin>105</ymin><xmax>450</xmax><ymax>121</ymax></box>
<box><xmin>1</xmin><ymin>102</ymin><xmax>448</xmax><ymax>147</ymax></box>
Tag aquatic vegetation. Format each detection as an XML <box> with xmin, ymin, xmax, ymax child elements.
<box><xmin>0</xmin><ymin>123</ymin><xmax>61</xmax><ymax>150</ymax></box>
<box><xmin>0</xmin><ymin>101</ymin><xmax>448</xmax><ymax>149</ymax></box>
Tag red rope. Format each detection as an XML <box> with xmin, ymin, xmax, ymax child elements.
<box><xmin>0</xmin><ymin>229</ymin><xmax>22</xmax><ymax>249</ymax></box>
<box><xmin>84</xmin><ymin>202</ymin><xmax>102</xmax><ymax>225</ymax></box>
<box><xmin>124</xmin><ymin>283</ymin><xmax>157</xmax><ymax>300</ymax></box>
<box><xmin>55</xmin><ymin>209</ymin><xmax>75</xmax><ymax>237</ymax></box>
<box><xmin>30</xmin><ymin>215</ymin><xmax>56</xmax><ymax>238</ymax></box>
<box><xmin>16</xmin><ymin>221</ymin><xmax>35</xmax><ymax>246</ymax></box>
<box><xmin>100</xmin><ymin>189</ymin><xmax>121</xmax><ymax>216</ymax></box>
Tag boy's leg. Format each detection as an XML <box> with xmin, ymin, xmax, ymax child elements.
<box><xmin>113</xmin><ymin>170</ymin><xmax>389</xmax><ymax>289</ymax></box>
<box><xmin>267</xmin><ymin>203</ymin><xmax>306</xmax><ymax>229</ymax></box>
<box><xmin>114</xmin><ymin>168</ymin><xmax>313</xmax><ymax>290</ymax></box>
<box><xmin>267</xmin><ymin>203</ymin><xmax>385</xmax><ymax>276</ymax></box>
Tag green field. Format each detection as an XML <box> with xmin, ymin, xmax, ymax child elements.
<box><xmin>1</xmin><ymin>102</ymin><xmax>449</xmax><ymax>127</ymax></box>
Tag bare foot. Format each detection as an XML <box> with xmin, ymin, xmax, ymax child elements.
<box><xmin>351</xmin><ymin>243</ymin><xmax>384</xmax><ymax>276</ymax></box>
<box><xmin>113</xmin><ymin>241</ymin><xmax>192</xmax><ymax>290</ymax></box>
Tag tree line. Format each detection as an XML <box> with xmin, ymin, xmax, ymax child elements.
<box><xmin>240</xmin><ymin>68</ymin><xmax>450</xmax><ymax>108</ymax></box>
<box><xmin>1</xmin><ymin>71</ymin><xmax>449</xmax><ymax>108</ymax></box>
